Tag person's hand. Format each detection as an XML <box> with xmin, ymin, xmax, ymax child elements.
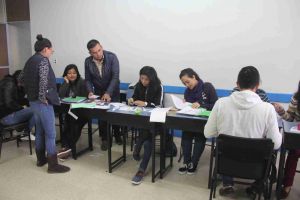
<box><xmin>64</xmin><ymin>76</ymin><xmax>69</xmax><ymax>84</ymax></box>
<box><xmin>101</xmin><ymin>93</ymin><xmax>111</xmax><ymax>102</ymax></box>
<box><xmin>88</xmin><ymin>92</ymin><xmax>94</xmax><ymax>99</ymax></box>
<box><xmin>127</xmin><ymin>98</ymin><xmax>134</xmax><ymax>105</ymax></box>
<box><xmin>272</xmin><ymin>102</ymin><xmax>285</xmax><ymax>114</ymax></box>
<box><xmin>192</xmin><ymin>102</ymin><xmax>200</xmax><ymax>109</ymax></box>
<box><xmin>133</xmin><ymin>100</ymin><xmax>146</xmax><ymax>107</ymax></box>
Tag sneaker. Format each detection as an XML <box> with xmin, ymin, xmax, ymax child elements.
<box><xmin>22</xmin><ymin>132</ymin><xmax>35</xmax><ymax>141</ymax></box>
<box><xmin>131</xmin><ymin>171</ymin><xmax>144</xmax><ymax>185</ymax></box>
<box><xmin>178</xmin><ymin>163</ymin><xmax>189</xmax><ymax>175</ymax></box>
<box><xmin>101</xmin><ymin>141</ymin><xmax>108</xmax><ymax>151</ymax></box>
<box><xmin>219</xmin><ymin>185</ymin><xmax>235</xmax><ymax>196</ymax></box>
<box><xmin>57</xmin><ymin>147</ymin><xmax>71</xmax><ymax>160</ymax></box>
<box><xmin>187</xmin><ymin>163</ymin><xmax>197</xmax><ymax>175</ymax></box>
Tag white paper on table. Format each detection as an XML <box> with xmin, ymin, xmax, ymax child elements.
<box><xmin>177</xmin><ymin>106</ymin><xmax>203</xmax><ymax>116</ymax></box>
<box><xmin>150</xmin><ymin>107</ymin><xmax>171</xmax><ymax>123</ymax></box>
<box><xmin>170</xmin><ymin>94</ymin><xmax>191</xmax><ymax>109</ymax></box>
<box><xmin>110</xmin><ymin>102</ymin><xmax>126</xmax><ymax>107</ymax></box>
<box><xmin>94</xmin><ymin>105</ymin><xmax>110</xmax><ymax>109</ymax></box>
<box><xmin>290</xmin><ymin>126</ymin><xmax>300</xmax><ymax>134</ymax></box>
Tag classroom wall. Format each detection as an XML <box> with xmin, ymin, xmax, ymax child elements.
<box><xmin>29</xmin><ymin>0</ymin><xmax>300</xmax><ymax>94</ymax></box>
<box><xmin>7</xmin><ymin>21</ymin><xmax>32</xmax><ymax>72</ymax></box>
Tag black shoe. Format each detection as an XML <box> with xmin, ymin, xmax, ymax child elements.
<box><xmin>115</xmin><ymin>136</ymin><xmax>123</xmax><ymax>145</ymax></box>
<box><xmin>187</xmin><ymin>163</ymin><xmax>197</xmax><ymax>175</ymax></box>
<box><xmin>101</xmin><ymin>141</ymin><xmax>108</xmax><ymax>151</ymax></box>
<box><xmin>178</xmin><ymin>163</ymin><xmax>189</xmax><ymax>175</ymax></box>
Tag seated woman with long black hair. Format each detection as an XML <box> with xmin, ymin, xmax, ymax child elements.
<box><xmin>58</xmin><ymin>64</ymin><xmax>88</xmax><ymax>160</ymax></box>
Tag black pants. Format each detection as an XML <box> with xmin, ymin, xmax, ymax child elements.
<box><xmin>61</xmin><ymin>114</ymin><xmax>88</xmax><ymax>149</ymax></box>
<box><xmin>98</xmin><ymin>120</ymin><xmax>120</xmax><ymax>141</ymax></box>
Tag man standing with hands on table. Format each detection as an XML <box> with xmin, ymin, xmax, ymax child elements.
<box><xmin>85</xmin><ymin>39</ymin><xmax>122</xmax><ymax>151</ymax></box>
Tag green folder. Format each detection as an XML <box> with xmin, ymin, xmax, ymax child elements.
<box><xmin>61</xmin><ymin>96</ymin><xmax>86</xmax><ymax>103</ymax></box>
<box><xmin>71</xmin><ymin>102</ymin><xmax>96</xmax><ymax>109</ymax></box>
<box><xmin>198</xmin><ymin>109</ymin><xmax>211</xmax><ymax>117</ymax></box>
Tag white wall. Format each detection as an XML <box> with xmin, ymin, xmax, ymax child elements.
<box><xmin>30</xmin><ymin>0</ymin><xmax>300</xmax><ymax>93</ymax></box>
<box><xmin>7</xmin><ymin>21</ymin><xmax>32</xmax><ymax>72</ymax></box>
<box><xmin>0</xmin><ymin>0</ymin><xmax>5</xmax><ymax>23</ymax></box>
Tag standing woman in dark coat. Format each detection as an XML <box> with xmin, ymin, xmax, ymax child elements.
<box><xmin>21</xmin><ymin>34</ymin><xmax>70</xmax><ymax>173</ymax></box>
<box><xmin>57</xmin><ymin>64</ymin><xmax>88</xmax><ymax>159</ymax></box>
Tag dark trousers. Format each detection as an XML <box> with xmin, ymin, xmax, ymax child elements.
<box><xmin>61</xmin><ymin>114</ymin><xmax>87</xmax><ymax>149</ymax></box>
<box><xmin>98</xmin><ymin>120</ymin><xmax>120</xmax><ymax>141</ymax></box>
<box><xmin>135</xmin><ymin>129</ymin><xmax>153</xmax><ymax>172</ymax></box>
<box><xmin>283</xmin><ymin>149</ymin><xmax>300</xmax><ymax>187</ymax></box>
<box><xmin>182</xmin><ymin>131</ymin><xmax>206</xmax><ymax>166</ymax></box>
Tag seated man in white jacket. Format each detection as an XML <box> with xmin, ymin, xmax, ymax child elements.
<box><xmin>204</xmin><ymin>66</ymin><xmax>282</xmax><ymax>196</ymax></box>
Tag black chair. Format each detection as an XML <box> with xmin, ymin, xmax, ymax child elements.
<box><xmin>0</xmin><ymin>122</ymin><xmax>32</xmax><ymax>159</ymax></box>
<box><xmin>210</xmin><ymin>134</ymin><xmax>274</xmax><ymax>200</ymax></box>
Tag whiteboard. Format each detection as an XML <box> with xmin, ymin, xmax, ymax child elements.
<box><xmin>30</xmin><ymin>0</ymin><xmax>300</xmax><ymax>93</ymax></box>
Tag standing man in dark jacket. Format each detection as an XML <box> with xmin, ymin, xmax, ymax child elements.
<box><xmin>85</xmin><ymin>39</ymin><xmax>121</xmax><ymax>150</ymax></box>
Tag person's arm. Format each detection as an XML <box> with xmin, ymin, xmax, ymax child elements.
<box><xmin>201</xmin><ymin>82</ymin><xmax>218</xmax><ymax>110</ymax></box>
<box><xmin>146</xmin><ymin>85</ymin><xmax>162</xmax><ymax>107</ymax></box>
<box><xmin>38</xmin><ymin>58</ymin><xmax>49</xmax><ymax>103</ymax></box>
<box><xmin>265</xmin><ymin>106</ymin><xmax>282</xmax><ymax>149</ymax></box>
<box><xmin>204</xmin><ymin>100</ymin><xmax>220</xmax><ymax>138</ymax></box>
<box><xmin>84</xmin><ymin>59</ymin><xmax>94</xmax><ymax>94</ymax></box>
<box><xmin>78</xmin><ymin>79</ymin><xmax>89</xmax><ymax>97</ymax></box>
<box><xmin>106</xmin><ymin>54</ymin><xmax>119</xmax><ymax>96</ymax></box>
<box><xmin>58</xmin><ymin>82</ymin><xmax>70</xmax><ymax>98</ymax></box>
<box><xmin>4</xmin><ymin>81</ymin><xmax>23</xmax><ymax>111</ymax></box>
<box><xmin>275</xmin><ymin>96</ymin><xmax>296</xmax><ymax>122</ymax></box>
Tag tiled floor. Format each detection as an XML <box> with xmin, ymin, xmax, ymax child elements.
<box><xmin>0</xmin><ymin>130</ymin><xmax>299</xmax><ymax>200</ymax></box>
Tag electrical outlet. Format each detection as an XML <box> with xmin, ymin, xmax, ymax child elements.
<box><xmin>53</xmin><ymin>59</ymin><xmax>57</xmax><ymax>64</ymax></box>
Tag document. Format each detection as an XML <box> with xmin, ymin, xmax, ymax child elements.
<box><xmin>177</xmin><ymin>107</ymin><xmax>211</xmax><ymax>117</ymax></box>
<box><xmin>170</xmin><ymin>94</ymin><xmax>191</xmax><ymax>109</ymax></box>
<box><xmin>150</xmin><ymin>107</ymin><xmax>171</xmax><ymax>123</ymax></box>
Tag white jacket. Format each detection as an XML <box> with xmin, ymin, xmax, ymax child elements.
<box><xmin>204</xmin><ymin>90</ymin><xmax>282</xmax><ymax>149</ymax></box>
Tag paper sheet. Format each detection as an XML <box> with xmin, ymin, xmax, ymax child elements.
<box><xmin>177</xmin><ymin>107</ymin><xmax>211</xmax><ymax>117</ymax></box>
<box><xmin>150</xmin><ymin>107</ymin><xmax>171</xmax><ymax>123</ymax></box>
<box><xmin>170</xmin><ymin>94</ymin><xmax>191</xmax><ymax>109</ymax></box>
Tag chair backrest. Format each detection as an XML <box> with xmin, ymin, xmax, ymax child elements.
<box><xmin>216</xmin><ymin>134</ymin><xmax>274</xmax><ymax>180</ymax></box>
<box><xmin>282</xmin><ymin>120</ymin><xmax>300</xmax><ymax>149</ymax></box>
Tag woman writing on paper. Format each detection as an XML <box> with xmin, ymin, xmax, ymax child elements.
<box><xmin>178</xmin><ymin>68</ymin><xmax>218</xmax><ymax>175</ymax></box>
<box><xmin>128</xmin><ymin>66</ymin><xmax>163</xmax><ymax>185</ymax></box>
<box><xmin>273</xmin><ymin>81</ymin><xmax>300</xmax><ymax>199</ymax></box>
<box><xmin>58</xmin><ymin>64</ymin><xmax>88</xmax><ymax>160</ymax></box>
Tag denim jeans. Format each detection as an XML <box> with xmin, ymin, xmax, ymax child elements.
<box><xmin>182</xmin><ymin>131</ymin><xmax>206</xmax><ymax>166</ymax></box>
<box><xmin>29</xmin><ymin>101</ymin><xmax>56</xmax><ymax>156</ymax></box>
<box><xmin>0</xmin><ymin>108</ymin><xmax>34</xmax><ymax>130</ymax></box>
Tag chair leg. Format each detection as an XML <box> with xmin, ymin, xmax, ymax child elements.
<box><xmin>0</xmin><ymin>135</ymin><xmax>3</xmax><ymax>158</ymax></box>
<box><xmin>28</xmin><ymin>131</ymin><xmax>32</xmax><ymax>155</ymax></box>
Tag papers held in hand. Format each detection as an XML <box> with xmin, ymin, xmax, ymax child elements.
<box><xmin>170</xmin><ymin>94</ymin><xmax>191</xmax><ymax>109</ymax></box>
<box><xmin>170</xmin><ymin>94</ymin><xmax>211</xmax><ymax>117</ymax></box>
